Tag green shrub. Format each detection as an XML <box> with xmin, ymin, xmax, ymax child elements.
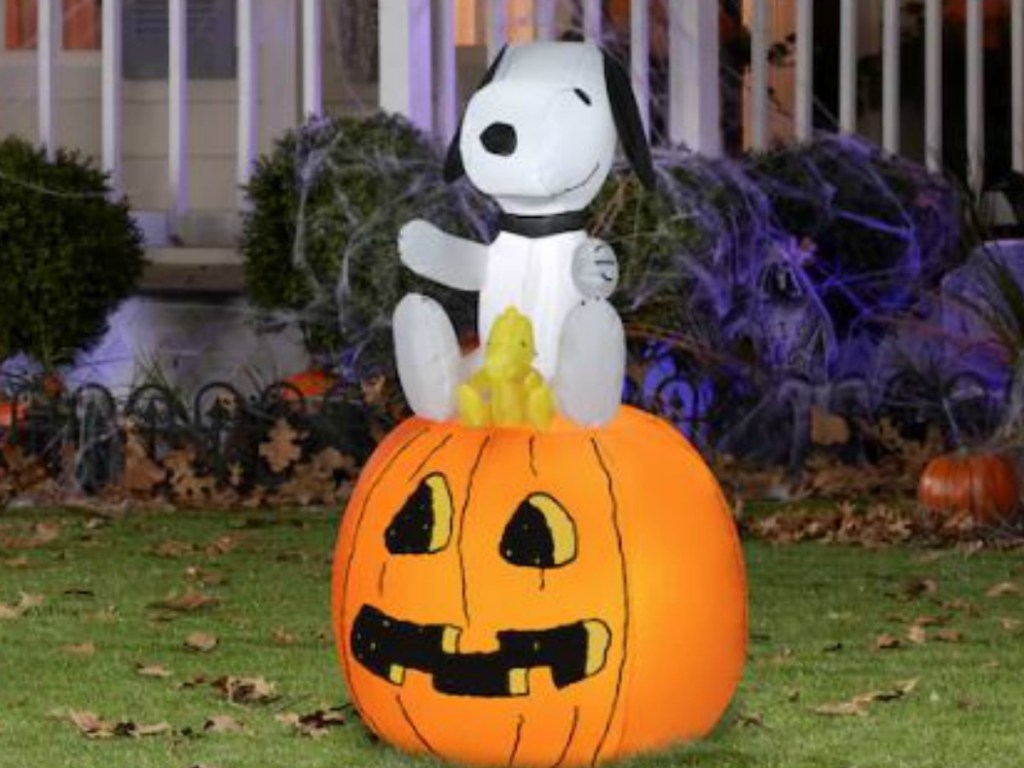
<box><xmin>241</xmin><ymin>113</ymin><xmax>492</xmax><ymax>370</ymax></box>
<box><xmin>0</xmin><ymin>136</ymin><xmax>145</xmax><ymax>367</ymax></box>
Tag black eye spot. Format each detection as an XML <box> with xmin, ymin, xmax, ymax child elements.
<box><xmin>500</xmin><ymin>493</ymin><xmax>577</xmax><ymax>569</ymax></box>
<box><xmin>573</xmin><ymin>88</ymin><xmax>592</xmax><ymax>106</ymax></box>
<box><xmin>385</xmin><ymin>474</ymin><xmax>454</xmax><ymax>555</ymax></box>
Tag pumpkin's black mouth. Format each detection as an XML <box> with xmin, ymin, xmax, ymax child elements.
<box><xmin>351</xmin><ymin>605</ymin><xmax>611</xmax><ymax>697</ymax></box>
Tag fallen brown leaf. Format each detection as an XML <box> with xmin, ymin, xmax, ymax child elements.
<box><xmin>136</xmin><ymin>663</ymin><xmax>172</xmax><ymax>679</ymax></box>
<box><xmin>204</xmin><ymin>714</ymin><xmax>245</xmax><ymax>734</ymax></box>
<box><xmin>149</xmin><ymin>591</ymin><xmax>220</xmax><ymax>613</ymax></box>
<box><xmin>906</xmin><ymin>625</ymin><xmax>928</xmax><ymax>645</ymax></box>
<box><xmin>150</xmin><ymin>540</ymin><xmax>193</xmax><ymax>558</ymax></box>
<box><xmin>0</xmin><ymin>521</ymin><xmax>61</xmax><ymax>550</ymax></box>
<box><xmin>212</xmin><ymin>676</ymin><xmax>278</xmax><ymax>705</ymax></box>
<box><xmin>986</xmin><ymin>581</ymin><xmax>1021</xmax><ymax>598</ymax></box>
<box><xmin>875</xmin><ymin>634</ymin><xmax>902</xmax><ymax>650</ymax></box>
<box><xmin>1</xmin><ymin>556</ymin><xmax>30</xmax><ymax>568</ymax></box>
<box><xmin>275</xmin><ymin>707</ymin><xmax>347</xmax><ymax>738</ymax></box>
<box><xmin>0</xmin><ymin>592</ymin><xmax>44</xmax><ymax>620</ymax></box>
<box><xmin>259</xmin><ymin>420</ymin><xmax>303</xmax><ymax>474</ymax></box>
<box><xmin>271</xmin><ymin>628</ymin><xmax>299</xmax><ymax>646</ymax></box>
<box><xmin>814</xmin><ymin>700</ymin><xmax>868</xmax><ymax>717</ymax></box>
<box><xmin>901</xmin><ymin>578</ymin><xmax>938</xmax><ymax>600</ymax></box>
<box><xmin>185</xmin><ymin>632</ymin><xmax>218</xmax><ymax>653</ymax></box>
<box><xmin>68</xmin><ymin>711</ymin><xmax>171</xmax><ymax>739</ymax></box>
<box><xmin>999</xmin><ymin>617</ymin><xmax>1021</xmax><ymax>631</ymax></box>
<box><xmin>813</xmin><ymin>679</ymin><xmax>918</xmax><ymax>717</ymax></box>
<box><xmin>933</xmin><ymin>629</ymin><xmax>963</xmax><ymax>643</ymax></box>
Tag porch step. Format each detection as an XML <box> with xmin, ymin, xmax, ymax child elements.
<box><xmin>132</xmin><ymin>209</ymin><xmax>242</xmax><ymax>249</ymax></box>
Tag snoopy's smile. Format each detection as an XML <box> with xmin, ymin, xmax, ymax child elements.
<box><xmin>555</xmin><ymin>162</ymin><xmax>602</xmax><ymax>197</ymax></box>
<box><xmin>351</xmin><ymin>604</ymin><xmax>611</xmax><ymax>697</ymax></box>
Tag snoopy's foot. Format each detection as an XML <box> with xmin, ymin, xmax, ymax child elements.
<box><xmin>393</xmin><ymin>293</ymin><xmax>461</xmax><ymax>421</ymax></box>
<box><xmin>456</xmin><ymin>383</ymin><xmax>489</xmax><ymax>428</ymax></box>
<box><xmin>555</xmin><ymin>300</ymin><xmax>626</xmax><ymax>427</ymax></box>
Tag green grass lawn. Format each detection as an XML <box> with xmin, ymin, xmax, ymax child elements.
<box><xmin>1</xmin><ymin>506</ymin><xmax>1022</xmax><ymax>768</ymax></box>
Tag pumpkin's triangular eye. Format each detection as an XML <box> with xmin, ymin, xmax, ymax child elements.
<box><xmin>386</xmin><ymin>474</ymin><xmax>454</xmax><ymax>554</ymax></box>
<box><xmin>500</xmin><ymin>493</ymin><xmax>577</xmax><ymax>568</ymax></box>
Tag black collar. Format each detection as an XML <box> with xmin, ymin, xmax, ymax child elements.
<box><xmin>497</xmin><ymin>210</ymin><xmax>588</xmax><ymax>238</ymax></box>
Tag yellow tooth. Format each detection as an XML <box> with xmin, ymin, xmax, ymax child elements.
<box><xmin>442</xmin><ymin>626</ymin><xmax>461</xmax><ymax>655</ymax></box>
<box><xmin>508</xmin><ymin>668</ymin><xmax>529</xmax><ymax>696</ymax></box>
<box><xmin>388</xmin><ymin>664</ymin><xmax>406</xmax><ymax>685</ymax></box>
<box><xmin>583</xmin><ymin>620</ymin><xmax>611</xmax><ymax>676</ymax></box>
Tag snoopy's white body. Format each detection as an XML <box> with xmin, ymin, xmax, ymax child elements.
<box><xmin>393</xmin><ymin>42</ymin><xmax>652</xmax><ymax>426</ymax></box>
<box><xmin>480</xmin><ymin>231</ymin><xmax>585</xmax><ymax>378</ymax></box>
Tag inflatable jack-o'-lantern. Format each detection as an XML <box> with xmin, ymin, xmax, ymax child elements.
<box><xmin>332</xmin><ymin>406</ymin><xmax>747</xmax><ymax>766</ymax></box>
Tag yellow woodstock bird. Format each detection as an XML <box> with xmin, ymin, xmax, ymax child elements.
<box><xmin>457</xmin><ymin>306</ymin><xmax>555</xmax><ymax>429</ymax></box>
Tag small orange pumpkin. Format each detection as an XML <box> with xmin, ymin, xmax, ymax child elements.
<box><xmin>332</xmin><ymin>406</ymin><xmax>747</xmax><ymax>766</ymax></box>
<box><xmin>918</xmin><ymin>451</ymin><xmax>1020</xmax><ymax>525</ymax></box>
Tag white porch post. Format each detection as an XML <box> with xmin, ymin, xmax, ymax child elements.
<box><xmin>582</xmin><ymin>0</ymin><xmax>602</xmax><ymax>42</ymax></box>
<box><xmin>838</xmin><ymin>0</ymin><xmax>857</xmax><ymax>134</ymax></box>
<box><xmin>925</xmin><ymin>0</ymin><xmax>943</xmax><ymax>172</ymax></box>
<box><xmin>795</xmin><ymin>0</ymin><xmax>813</xmax><ymax>141</ymax></box>
<box><xmin>37</xmin><ymin>0</ymin><xmax>59</xmax><ymax>159</ymax></box>
<box><xmin>1013</xmin><ymin>0</ymin><xmax>1024</xmax><ymax>172</ymax></box>
<box><xmin>668</xmin><ymin>0</ymin><xmax>721</xmax><ymax>156</ymax></box>
<box><xmin>169</xmin><ymin>0</ymin><xmax>189</xmax><ymax>220</ymax></box>
<box><xmin>237</xmin><ymin>0</ymin><xmax>258</xmax><ymax>203</ymax></box>
<box><xmin>433</xmin><ymin>0</ymin><xmax>457</xmax><ymax>142</ymax></box>
<box><xmin>630</xmin><ymin>0</ymin><xmax>650</xmax><ymax>138</ymax></box>
<box><xmin>487</xmin><ymin>0</ymin><xmax>506</xmax><ymax>63</ymax></box>
<box><xmin>302</xmin><ymin>0</ymin><xmax>323</xmax><ymax>118</ymax></box>
<box><xmin>750</xmin><ymin>0</ymin><xmax>768</xmax><ymax>149</ymax></box>
<box><xmin>882</xmin><ymin>0</ymin><xmax>901</xmax><ymax>153</ymax></box>
<box><xmin>966</xmin><ymin>0</ymin><xmax>984</xmax><ymax>193</ymax></box>
<box><xmin>379</xmin><ymin>0</ymin><xmax>433</xmax><ymax>133</ymax></box>
<box><xmin>535</xmin><ymin>0</ymin><xmax>556</xmax><ymax>41</ymax></box>
<box><xmin>102</xmin><ymin>0</ymin><xmax>123</xmax><ymax>191</ymax></box>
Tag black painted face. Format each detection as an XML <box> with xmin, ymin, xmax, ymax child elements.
<box><xmin>351</xmin><ymin>605</ymin><xmax>610</xmax><ymax>697</ymax></box>
<box><xmin>351</xmin><ymin>473</ymin><xmax>610</xmax><ymax>698</ymax></box>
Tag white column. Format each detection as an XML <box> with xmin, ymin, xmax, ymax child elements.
<box><xmin>535</xmin><ymin>0</ymin><xmax>556</xmax><ymax>41</ymax></box>
<box><xmin>379</xmin><ymin>0</ymin><xmax>433</xmax><ymax>133</ymax></box>
<box><xmin>1013</xmin><ymin>0</ymin><xmax>1024</xmax><ymax>172</ymax></box>
<box><xmin>582</xmin><ymin>0</ymin><xmax>602</xmax><ymax>42</ymax></box>
<box><xmin>433</xmin><ymin>0</ymin><xmax>457</xmax><ymax>142</ymax></box>
<box><xmin>237</xmin><ymin>0</ymin><xmax>258</xmax><ymax>202</ymax></box>
<box><xmin>925</xmin><ymin>0</ymin><xmax>943</xmax><ymax>172</ymax></box>
<box><xmin>966</xmin><ymin>0</ymin><xmax>984</xmax><ymax>193</ymax></box>
<box><xmin>102</xmin><ymin>0</ymin><xmax>122</xmax><ymax>191</ymax></box>
<box><xmin>487</xmin><ymin>0</ymin><xmax>506</xmax><ymax>62</ymax></box>
<box><xmin>37</xmin><ymin>0</ymin><xmax>59</xmax><ymax>159</ymax></box>
<box><xmin>839</xmin><ymin>0</ymin><xmax>857</xmax><ymax>134</ymax></box>
<box><xmin>795</xmin><ymin>0</ymin><xmax>813</xmax><ymax>141</ymax></box>
<box><xmin>668</xmin><ymin>0</ymin><xmax>721</xmax><ymax>156</ymax></box>
<box><xmin>882</xmin><ymin>0</ymin><xmax>901</xmax><ymax>153</ymax></box>
<box><xmin>750</xmin><ymin>0</ymin><xmax>768</xmax><ymax>149</ymax></box>
<box><xmin>169</xmin><ymin>0</ymin><xmax>188</xmax><ymax>219</ymax></box>
<box><xmin>631</xmin><ymin>0</ymin><xmax>650</xmax><ymax>138</ymax></box>
<box><xmin>302</xmin><ymin>0</ymin><xmax>322</xmax><ymax>118</ymax></box>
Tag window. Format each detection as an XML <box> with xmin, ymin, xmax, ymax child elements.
<box><xmin>5</xmin><ymin>0</ymin><xmax>101</xmax><ymax>51</ymax></box>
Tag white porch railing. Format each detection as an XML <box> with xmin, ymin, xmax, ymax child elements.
<box><xmin>12</xmin><ymin>0</ymin><xmax>1024</xmax><ymax>249</ymax></box>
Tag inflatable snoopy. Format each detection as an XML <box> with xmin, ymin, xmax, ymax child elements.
<box><xmin>394</xmin><ymin>42</ymin><xmax>654</xmax><ymax>426</ymax></box>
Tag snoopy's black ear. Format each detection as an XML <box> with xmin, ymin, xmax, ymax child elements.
<box><xmin>444</xmin><ymin>45</ymin><xmax>508</xmax><ymax>183</ymax></box>
<box><xmin>602</xmin><ymin>49</ymin><xmax>655</xmax><ymax>190</ymax></box>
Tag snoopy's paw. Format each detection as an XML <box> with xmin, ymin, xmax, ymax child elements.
<box><xmin>571</xmin><ymin>238</ymin><xmax>619</xmax><ymax>300</ymax></box>
<box><xmin>398</xmin><ymin>219</ymin><xmax>441</xmax><ymax>268</ymax></box>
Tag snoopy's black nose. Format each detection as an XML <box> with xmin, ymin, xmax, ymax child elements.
<box><xmin>480</xmin><ymin>122</ymin><xmax>517</xmax><ymax>156</ymax></box>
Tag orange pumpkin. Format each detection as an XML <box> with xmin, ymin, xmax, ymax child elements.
<box><xmin>332</xmin><ymin>406</ymin><xmax>747</xmax><ymax>766</ymax></box>
<box><xmin>918</xmin><ymin>451</ymin><xmax>1020</xmax><ymax>525</ymax></box>
<box><xmin>283</xmin><ymin>369</ymin><xmax>337</xmax><ymax>401</ymax></box>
